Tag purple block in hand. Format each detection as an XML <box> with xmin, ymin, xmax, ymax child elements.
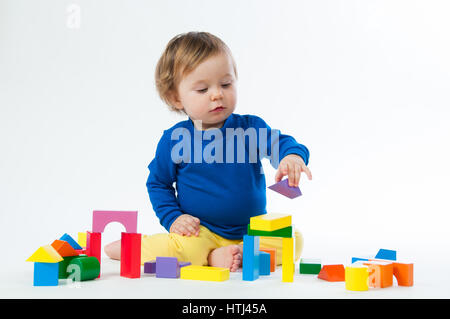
<box><xmin>144</xmin><ymin>260</ymin><xmax>156</xmax><ymax>274</ymax></box>
<box><xmin>268</xmin><ymin>178</ymin><xmax>302</xmax><ymax>199</ymax></box>
<box><xmin>156</xmin><ymin>257</ymin><xmax>180</xmax><ymax>278</ymax></box>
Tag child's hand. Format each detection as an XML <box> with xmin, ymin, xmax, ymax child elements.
<box><xmin>170</xmin><ymin>214</ymin><xmax>200</xmax><ymax>237</ymax></box>
<box><xmin>275</xmin><ymin>154</ymin><xmax>312</xmax><ymax>187</ymax></box>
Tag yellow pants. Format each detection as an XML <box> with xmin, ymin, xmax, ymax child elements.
<box><xmin>141</xmin><ymin>225</ymin><xmax>303</xmax><ymax>266</ymax></box>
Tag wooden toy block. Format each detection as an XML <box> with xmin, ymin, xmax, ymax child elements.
<box><xmin>247</xmin><ymin>225</ymin><xmax>293</xmax><ymax>238</ymax></box>
<box><xmin>299</xmin><ymin>258</ymin><xmax>322</xmax><ymax>275</ymax></box>
<box><xmin>282</xmin><ymin>237</ymin><xmax>294</xmax><ymax>282</ymax></box>
<box><xmin>144</xmin><ymin>260</ymin><xmax>156</xmax><ymax>274</ymax></box>
<box><xmin>268</xmin><ymin>178</ymin><xmax>302</xmax><ymax>199</ymax></box>
<box><xmin>179</xmin><ymin>261</ymin><xmax>192</xmax><ymax>268</ymax></box>
<box><xmin>375</xmin><ymin>249</ymin><xmax>396</xmax><ymax>261</ymax></box>
<box><xmin>92</xmin><ymin>210</ymin><xmax>138</xmax><ymax>233</ymax></box>
<box><xmin>345</xmin><ymin>265</ymin><xmax>369</xmax><ymax>291</ymax></box>
<box><xmin>86</xmin><ymin>231</ymin><xmax>102</xmax><ymax>266</ymax></box>
<box><xmin>180</xmin><ymin>265</ymin><xmax>229</xmax><ymax>282</ymax></box>
<box><xmin>351</xmin><ymin>257</ymin><xmax>370</xmax><ymax>263</ymax></box>
<box><xmin>68</xmin><ymin>256</ymin><xmax>100</xmax><ymax>281</ymax></box>
<box><xmin>156</xmin><ymin>257</ymin><xmax>179</xmax><ymax>278</ymax></box>
<box><xmin>120</xmin><ymin>232</ymin><xmax>141</xmax><ymax>279</ymax></box>
<box><xmin>75</xmin><ymin>249</ymin><xmax>87</xmax><ymax>255</ymax></box>
<box><xmin>260</xmin><ymin>247</ymin><xmax>276</xmax><ymax>272</ymax></box>
<box><xmin>78</xmin><ymin>232</ymin><xmax>87</xmax><ymax>248</ymax></box>
<box><xmin>393</xmin><ymin>262</ymin><xmax>414</xmax><ymax>286</ymax></box>
<box><xmin>60</xmin><ymin>233</ymin><xmax>83</xmax><ymax>250</ymax></box>
<box><xmin>250</xmin><ymin>213</ymin><xmax>292</xmax><ymax>232</ymax></box>
<box><xmin>26</xmin><ymin>245</ymin><xmax>63</xmax><ymax>263</ymax></box>
<box><xmin>51</xmin><ymin>240</ymin><xmax>78</xmax><ymax>257</ymax></box>
<box><xmin>242</xmin><ymin>235</ymin><xmax>260</xmax><ymax>281</ymax></box>
<box><xmin>362</xmin><ymin>260</ymin><xmax>394</xmax><ymax>288</ymax></box>
<box><xmin>318</xmin><ymin>264</ymin><xmax>345</xmax><ymax>282</ymax></box>
<box><xmin>259</xmin><ymin>251</ymin><xmax>271</xmax><ymax>275</ymax></box>
<box><xmin>33</xmin><ymin>262</ymin><xmax>59</xmax><ymax>286</ymax></box>
<box><xmin>58</xmin><ymin>255</ymin><xmax>86</xmax><ymax>279</ymax></box>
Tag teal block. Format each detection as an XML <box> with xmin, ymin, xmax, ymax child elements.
<box><xmin>242</xmin><ymin>235</ymin><xmax>259</xmax><ymax>281</ymax></box>
<box><xmin>259</xmin><ymin>251</ymin><xmax>271</xmax><ymax>275</ymax></box>
<box><xmin>34</xmin><ymin>262</ymin><xmax>59</xmax><ymax>286</ymax></box>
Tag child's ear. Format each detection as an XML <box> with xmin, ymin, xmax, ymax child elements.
<box><xmin>168</xmin><ymin>90</ymin><xmax>184</xmax><ymax>111</ymax></box>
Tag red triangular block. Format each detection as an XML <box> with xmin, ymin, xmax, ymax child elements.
<box><xmin>318</xmin><ymin>264</ymin><xmax>345</xmax><ymax>282</ymax></box>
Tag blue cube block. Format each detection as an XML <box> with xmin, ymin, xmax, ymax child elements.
<box><xmin>33</xmin><ymin>262</ymin><xmax>59</xmax><ymax>286</ymax></box>
<box><xmin>259</xmin><ymin>251</ymin><xmax>271</xmax><ymax>275</ymax></box>
<box><xmin>242</xmin><ymin>235</ymin><xmax>259</xmax><ymax>281</ymax></box>
<box><xmin>375</xmin><ymin>249</ymin><xmax>397</xmax><ymax>261</ymax></box>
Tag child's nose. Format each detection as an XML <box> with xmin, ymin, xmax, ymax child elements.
<box><xmin>210</xmin><ymin>87</ymin><xmax>224</xmax><ymax>100</ymax></box>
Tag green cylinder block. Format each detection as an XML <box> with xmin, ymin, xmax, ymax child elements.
<box><xmin>68</xmin><ymin>256</ymin><xmax>100</xmax><ymax>281</ymax></box>
<box><xmin>59</xmin><ymin>255</ymin><xmax>87</xmax><ymax>279</ymax></box>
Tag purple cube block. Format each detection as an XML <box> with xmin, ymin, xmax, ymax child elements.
<box><xmin>156</xmin><ymin>257</ymin><xmax>179</xmax><ymax>278</ymax></box>
<box><xmin>144</xmin><ymin>260</ymin><xmax>156</xmax><ymax>274</ymax></box>
<box><xmin>268</xmin><ymin>178</ymin><xmax>302</xmax><ymax>199</ymax></box>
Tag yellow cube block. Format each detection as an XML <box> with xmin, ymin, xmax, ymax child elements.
<box><xmin>180</xmin><ymin>265</ymin><xmax>230</xmax><ymax>282</ymax></box>
<box><xmin>78</xmin><ymin>232</ymin><xmax>87</xmax><ymax>248</ymax></box>
<box><xmin>282</xmin><ymin>237</ymin><xmax>294</xmax><ymax>282</ymax></box>
<box><xmin>250</xmin><ymin>213</ymin><xmax>292</xmax><ymax>232</ymax></box>
<box><xmin>345</xmin><ymin>265</ymin><xmax>369</xmax><ymax>291</ymax></box>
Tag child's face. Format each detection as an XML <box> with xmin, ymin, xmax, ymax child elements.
<box><xmin>172</xmin><ymin>52</ymin><xmax>237</xmax><ymax>130</ymax></box>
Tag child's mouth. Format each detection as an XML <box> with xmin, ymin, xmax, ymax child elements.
<box><xmin>211</xmin><ymin>106</ymin><xmax>224</xmax><ymax>112</ymax></box>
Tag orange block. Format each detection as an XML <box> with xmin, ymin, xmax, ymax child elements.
<box><xmin>318</xmin><ymin>264</ymin><xmax>345</xmax><ymax>282</ymax></box>
<box><xmin>51</xmin><ymin>239</ymin><xmax>78</xmax><ymax>257</ymax></box>
<box><xmin>393</xmin><ymin>262</ymin><xmax>414</xmax><ymax>286</ymax></box>
<box><xmin>260</xmin><ymin>247</ymin><xmax>276</xmax><ymax>272</ymax></box>
<box><xmin>363</xmin><ymin>260</ymin><xmax>394</xmax><ymax>288</ymax></box>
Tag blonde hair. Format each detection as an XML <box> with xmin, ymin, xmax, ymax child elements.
<box><xmin>155</xmin><ymin>31</ymin><xmax>238</xmax><ymax>114</ymax></box>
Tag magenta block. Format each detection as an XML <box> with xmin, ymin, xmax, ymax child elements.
<box><xmin>156</xmin><ymin>257</ymin><xmax>179</xmax><ymax>278</ymax></box>
<box><xmin>144</xmin><ymin>260</ymin><xmax>156</xmax><ymax>274</ymax></box>
<box><xmin>92</xmin><ymin>210</ymin><xmax>138</xmax><ymax>233</ymax></box>
<box><xmin>268</xmin><ymin>178</ymin><xmax>302</xmax><ymax>199</ymax></box>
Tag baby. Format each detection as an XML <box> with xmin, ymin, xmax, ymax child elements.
<box><xmin>105</xmin><ymin>31</ymin><xmax>312</xmax><ymax>271</ymax></box>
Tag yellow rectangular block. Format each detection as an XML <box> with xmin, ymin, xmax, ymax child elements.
<box><xmin>250</xmin><ymin>213</ymin><xmax>292</xmax><ymax>232</ymax></box>
<box><xmin>180</xmin><ymin>265</ymin><xmax>230</xmax><ymax>282</ymax></box>
<box><xmin>282</xmin><ymin>237</ymin><xmax>294</xmax><ymax>282</ymax></box>
<box><xmin>78</xmin><ymin>232</ymin><xmax>87</xmax><ymax>248</ymax></box>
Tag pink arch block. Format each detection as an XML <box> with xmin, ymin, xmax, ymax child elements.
<box><xmin>92</xmin><ymin>210</ymin><xmax>138</xmax><ymax>233</ymax></box>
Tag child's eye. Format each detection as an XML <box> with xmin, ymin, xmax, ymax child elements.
<box><xmin>222</xmin><ymin>83</ymin><xmax>231</xmax><ymax>88</ymax></box>
<box><xmin>197</xmin><ymin>88</ymin><xmax>208</xmax><ymax>93</ymax></box>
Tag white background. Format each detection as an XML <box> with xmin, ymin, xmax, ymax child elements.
<box><xmin>1</xmin><ymin>0</ymin><xmax>449</xmax><ymax>298</ymax></box>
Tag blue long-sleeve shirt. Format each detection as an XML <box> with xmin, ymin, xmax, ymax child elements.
<box><xmin>146</xmin><ymin>113</ymin><xmax>309</xmax><ymax>239</ymax></box>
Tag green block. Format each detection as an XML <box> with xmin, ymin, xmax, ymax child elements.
<box><xmin>58</xmin><ymin>255</ymin><xmax>87</xmax><ymax>279</ymax></box>
<box><xmin>247</xmin><ymin>225</ymin><xmax>292</xmax><ymax>238</ymax></box>
<box><xmin>299</xmin><ymin>258</ymin><xmax>321</xmax><ymax>275</ymax></box>
<box><xmin>68</xmin><ymin>256</ymin><xmax>100</xmax><ymax>281</ymax></box>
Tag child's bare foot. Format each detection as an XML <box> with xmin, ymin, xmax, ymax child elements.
<box><xmin>207</xmin><ymin>245</ymin><xmax>242</xmax><ymax>272</ymax></box>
